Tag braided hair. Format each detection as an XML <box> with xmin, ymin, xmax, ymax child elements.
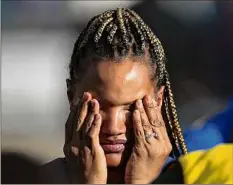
<box><xmin>69</xmin><ymin>8</ymin><xmax>188</xmax><ymax>157</ymax></box>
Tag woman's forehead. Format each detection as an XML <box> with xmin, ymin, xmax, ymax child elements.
<box><xmin>79</xmin><ymin>58</ymin><xmax>155</xmax><ymax>104</ymax></box>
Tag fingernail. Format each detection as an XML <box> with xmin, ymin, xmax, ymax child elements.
<box><xmin>82</xmin><ymin>92</ymin><xmax>88</xmax><ymax>102</ymax></box>
<box><xmin>136</xmin><ymin>100</ymin><xmax>143</xmax><ymax>108</ymax></box>
<box><xmin>91</xmin><ymin>100</ymin><xmax>95</xmax><ymax>108</ymax></box>
<box><xmin>134</xmin><ymin>110</ymin><xmax>140</xmax><ymax>118</ymax></box>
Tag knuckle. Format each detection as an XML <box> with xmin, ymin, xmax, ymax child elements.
<box><xmin>142</xmin><ymin>124</ymin><xmax>151</xmax><ymax>131</ymax></box>
<box><xmin>139</xmin><ymin>108</ymin><xmax>145</xmax><ymax>114</ymax></box>
<box><xmin>93</xmin><ymin>115</ymin><xmax>100</xmax><ymax>125</ymax></box>
<box><xmin>141</xmin><ymin>117</ymin><xmax>149</xmax><ymax>125</ymax></box>
<box><xmin>87</xmin><ymin>132</ymin><xmax>95</xmax><ymax>140</ymax></box>
<box><xmin>77</xmin><ymin>118</ymin><xmax>83</xmax><ymax>128</ymax></box>
<box><xmin>134</xmin><ymin>146</ymin><xmax>146</xmax><ymax>157</ymax></box>
<box><xmin>71</xmin><ymin>146</ymin><xmax>79</xmax><ymax>156</ymax></box>
<box><xmin>147</xmin><ymin>102</ymin><xmax>155</xmax><ymax>110</ymax></box>
<box><xmin>135</xmin><ymin>128</ymin><xmax>144</xmax><ymax>137</ymax></box>
<box><xmin>159</xmin><ymin>120</ymin><xmax>165</xmax><ymax>127</ymax></box>
<box><xmin>77</xmin><ymin>117</ymin><xmax>82</xmax><ymax>124</ymax></box>
<box><xmin>86</xmin><ymin>122</ymin><xmax>92</xmax><ymax>130</ymax></box>
<box><xmin>83</xmin><ymin>146</ymin><xmax>91</xmax><ymax>155</ymax></box>
<box><xmin>82</xmin><ymin>102</ymin><xmax>88</xmax><ymax>109</ymax></box>
<box><xmin>134</xmin><ymin>120</ymin><xmax>141</xmax><ymax>125</ymax></box>
<box><xmin>151</xmin><ymin>120</ymin><xmax>162</xmax><ymax>127</ymax></box>
<box><xmin>84</xmin><ymin>116</ymin><xmax>94</xmax><ymax>131</ymax></box>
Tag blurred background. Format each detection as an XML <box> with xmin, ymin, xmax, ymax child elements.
<box><xmin>2</xmin><ymin>0</ymin><xmax>233</xmax><ymax>164</ymax></box>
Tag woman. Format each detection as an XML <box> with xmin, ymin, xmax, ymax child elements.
<box><xmin>38</xmin><ymin>8</ymin><xmax>187</xmax><ymax>184</ymax></box>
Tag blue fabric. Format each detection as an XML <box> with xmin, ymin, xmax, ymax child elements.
<box><xmin>205</xmin><ymin>97</ymin><xmax>233</xmax><ymax>143</ymax></box>
<box><xmin>164</xmin><ymin>97</ymin><xmax>233</xmax><ymax>168</ymax></box>
<box><xmin>184</xmin><ymin>124</ymin><xmax>224</xmax><ymax>151</ymax></box>
<box><xmin>184</xmin><ymin>97</ymin><xmax>233</xmax><ymax>152</ymax></box>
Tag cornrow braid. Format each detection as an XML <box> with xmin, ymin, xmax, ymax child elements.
<box><xmin>124</xmin><ymin>11</ymin><xmax>146</xmax><ymax>51</ymax></box>
<box><xmin>116</xmin><ymin>8</ymin><xmax>128</xmax><ymax>45</ymax></box>
<box><xmin>105</xmin><ymin>22</ymin><xmax>113</xmax><ymax>32</ymax></box>
<box><xmin>69</xmin><ymin>8</ymin><xmax>188</xmax><ymax>158</ymax></box>
<box><xmin>164</xmin><ymin>72</ymin><xmax>188</xmax><ymax>155</ymax></box>
<box><xmin>107</xmin><ymin>24</ymin><xmax>118</xmax><ymax>44</ymax></box>
<box><xmin>94</xmin><ymin>17</ymin><xmax>114</xmax><ymax>43</ymax></box>
<box><xmin>79</xmin><ymin>10</ymin><xmax>114</xmax><ymax>49</ymax></box>
<box><xmin>163</xmin><ymin>97</ymin><xmax>180</xmax><ymax>157</ymax></box>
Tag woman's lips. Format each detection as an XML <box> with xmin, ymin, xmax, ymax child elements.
<box><xmin>101</xmin><ymin>144</ymin><xmax>125</xmax><ymax>153</ymax></box>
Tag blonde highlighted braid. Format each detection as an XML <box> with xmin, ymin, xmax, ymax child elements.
<box><xmin>69</xmin><ymin>8</ymin><xmax>188</xmax><ymax>157</ymax></box>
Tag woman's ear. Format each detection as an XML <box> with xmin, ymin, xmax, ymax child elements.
<box><xmin>156</xmin><ymin>86</ymin><xmax>165</xmax><ymax>110</ymax></box>
<box><xmin>66</xmin><ymin>79</ymin><xmax>73</xmax><ymax>110</ymax></box>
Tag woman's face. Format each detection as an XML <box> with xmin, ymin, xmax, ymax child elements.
<box><xmin>69</xmin><ymin>57</ymin><xmax>157</xmax><ymax>167</ymax></box>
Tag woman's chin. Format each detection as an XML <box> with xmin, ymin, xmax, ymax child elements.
<box><xmin>105</xmin><ymin>153</ymin><xmax>126</xmax><ymax>167</ymax></box>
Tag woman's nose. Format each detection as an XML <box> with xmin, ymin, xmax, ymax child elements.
<box><xmin>100</xmin><ymin>108</ymin><xmax>126</xmax><ymax>136</ymax></box>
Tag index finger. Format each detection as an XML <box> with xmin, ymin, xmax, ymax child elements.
<box><xmin>142</xmin><ymin>95</ymin><xmax>162</xmax><ymax>127</ymax></box>
<box><xmin>65</xmin><ymin>92</ymin><xmax>91</xmax><ymax>144</ymax></box>
<box><xmin>75</xmin><ymin>92</ymin><xmax>92</xmax><ymax>131</ymax></box>
<box><xmin>143</xmin><ymin>95</ymin><xmax>167</xmax><ymax>141</ymax></box>
<box><xmin>64</xmin><ymin>104</ymin><xmax>80</xmax><ymax>157</ymax></box>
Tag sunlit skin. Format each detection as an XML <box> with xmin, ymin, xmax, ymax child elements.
<box><xmin>67</xmin><ymin>57</ymin><xmax>165</xmax><ymax>183</ymax></box>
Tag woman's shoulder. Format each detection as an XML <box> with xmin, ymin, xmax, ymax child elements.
<box><xmin>37</xmin><ymin>158</ymin><xmax>70</xmax><ymax>184</ymax></box>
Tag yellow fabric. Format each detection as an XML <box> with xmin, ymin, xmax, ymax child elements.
<box><xmin>179</xmin><ymin>144</ymin><xmax>233</xmax><ymax>184</ymax></box>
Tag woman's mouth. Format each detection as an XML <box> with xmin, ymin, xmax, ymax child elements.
<box><xmin>100</xmin><ymin>139</ymin><xmax>126</xmax><ymax>153</ymax></box>
<box><xmin>101</xmin><ymin>144</ymin><xmax>125</xmax><ymax>153</ymax></box>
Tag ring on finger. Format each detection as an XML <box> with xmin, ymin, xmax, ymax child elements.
<box><xmin>145</xmin><ymin>132</ymin><xmax>159</xmax><ymax>140</ymax></box>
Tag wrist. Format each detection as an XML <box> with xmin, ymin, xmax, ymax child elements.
<box><xmin>86</xmin><ymin>179</ymin><xmax>107</xmax><ymax>184</ymax></box>
<box><xmin>125</xmin><ymin>175</ymin><xmax>158</xmax><ymax>184</ymax></box>
<box><xmin>86</xmin><ymin>181</ymin><xmax>106</xmax><ymax>184</ymax></box>
<box><xmin>126</xmin><ymin>180</ymin><xmax>147</xmax><ymax>184</ymax></box>
<box><xmin>85</xmin><ymin>177</ymin><xmax>107</xmax><ymax>184</ymax></box>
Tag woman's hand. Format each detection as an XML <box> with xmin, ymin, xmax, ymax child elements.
<box><xmin>63</xmin><ymin>92</ymin><xmax>107</xmax><ymax>184</ymax></box>
<box><xmin>125</xmin><ymin>95</ymin><xmax>172</xmax><ymax>184</ymax></box>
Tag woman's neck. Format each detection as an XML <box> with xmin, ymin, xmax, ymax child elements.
<box><xmin>67</xmin><ymin>161</ymin><xmax>125</xmax><ymax>183</ymax></box>
<box><xmin>107</xmin><ymin>167</ymin><xmax>125</xmax><ymax>184</ymax></box>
